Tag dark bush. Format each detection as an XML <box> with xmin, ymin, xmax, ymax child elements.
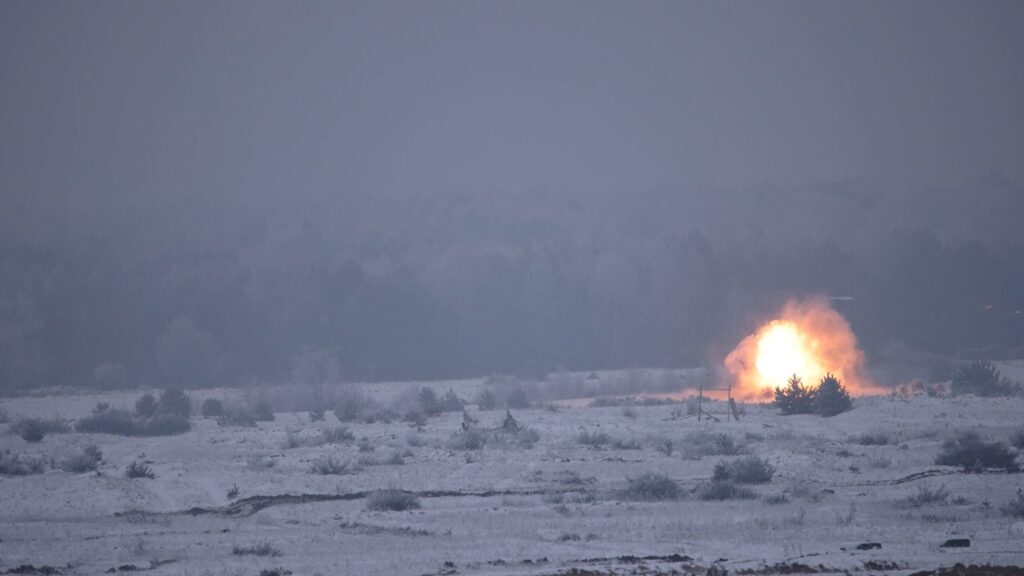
<box><xmin>200</xmin><ymin>398</ymin><xmax>224</xmax><ymax>418</ymax></box>
<box><xmin>157</xmin><ymin>388</ymin><xmax>192</xmax><ymax>418</ymax></box>
<box><xmin>12</xmin><ymin>417</ymin><xmax>70</xmax><ymax>442</ymax></box>
<box><xmin>0</xmin><ymin>450</ymin><xmax>46</xmax><ymax>476</ymax></box>
<box><xmin>477</xmin><ymin>388</ymin><xmax>497</xmax><ymax>411</ymax></box>
<box><xmin>134</xmin><ymin>394</ymin><xmax>157</xmax><ymax>418</ymax></box>
<box><xmin>852</xmin><ymin>432</ymin><xmax>891</xmax><ymax>446</ymax></box>
<box><xmin>308</xmin><ymin>456</ymin><xmax>353</xmax><ymax>475</ymax></box>
<box><xmin>576</xmin><ymin>430</ymin><xmax>611</xmax><ymax>447</ymax></box>
<box><xmin>335</xmin><ymin>388</ymin><xmax>369</xmax><ymax>422</ymax></box>
<box><xmin>76</xmin><ymin>408</ymin><xmax>139</xmax><ymax>435</ymax></box>
<box><xmin>697</xmin><ymin>480</ymin><xmax>758</xmax><ymax>501</ymax></box>
<box><xmin>366</xmin><ymin>489</ymin><xmax>421</xmax><ymax>511</ymax></box>
<box><xmin>322</xmin><ymin>426</ymin><xmax>354</xmax><ymax>444</ymax></box>
<box><xmin>15</xmin><ymin>418</ymin><xmax>44</xmax><ymax>442</ymax></box>
<box><xmin>1003</xmin><ymin>489</ymin><xmax>1024</xmax><ymax>518</ymax></box>
<box><xmin>253</xmin><ymin>401</ymin><xmax>275</xmax><ymax>422</ymax></box>
<box><xmin>447</xmin><ymin>428</ymin><xmax>488</xmax><ymax>450</ymax></box>
<box><xmin>619</xmin><ymin>472</ymin><xmax>681</xmax><ymax>501</ymax></box>
<box><xmin>935</xmin><ymin>431</ymin><xmax>1019</xmax><ymax>472</ymax></box>
<box><xmin>417</xmin><ymin>387</ymin><xmax>440</xmax><ymax>416</ymax></box>
<box><xmin>952</xmin><ymin>361</ymin><xmax>1017</xmax><ymax>397</ymax></box>
<box><xmin>505</xmin><ymin>387</ymin><xmax>530</xmax><ymax>409</ymax></box>
<box><xmin>774</xmin><ymin>374</ymin><xmax>816</xmax><ymax>415</ymax></box>
<box><xmin>438</xmin><ymin>388</ymin><xmax>464</xmax><ymax>412</ymax></box>
<box><xmin>126</xmin><ymin>460</ymin><xmax>154</xmax><ymax>478</ymax></box>
<box><xmin>61</xmin><ymin>446</ymin><xmax>102</xmax><ymax>473</ymax></box>
<box><xmin>1011</xmin><ymin>428</ymin><xmax>1024</xmax><ymax>450</ymax></box>
<box><xmin>217</xmin><ymin>405</ymin><xmax>256</xmax><ymax>427</ymax></box>
<box><xmin>816</xmin><ymin>374</ymin><xmax>853</xmax><ymax>416</ymax></box>
<box><xmin>712</xmin><ymin>456</ymin><xmax>775</xmax><ymax>484</ymax></box>
<box><xmin>141</xmin><ymin>413</ymin><xmax>191</xmax><ymax>436</ymax></box>
<box><xmin>232</xmin><ymin>542</ymin><xmax>281</xmax><ymax>557</ymax></box>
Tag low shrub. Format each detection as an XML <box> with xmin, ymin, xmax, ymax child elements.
<box><xmin>852</xmin><ymin>432</ymin><xmax>891</xmax><ymax>446</ymax></box>
<box><xmin>135</xmin><ymin>394</ymin><xmax>158</xmax><ymax>418</ymax></box>
<box><xmin>218</xmin><ymin>405</ymin><xmax>257</xmax><ymax>427</ymax></box>
<box><xmin>901</xmin><ymin>484</ymin><xmax>949</xmax><ymax>508</ymax></box>
<box><xmin>610</xmin><ymin>438</ymin><xmax>642</xmax><ymax>450</ymax></box>
<box><xmin>438</xmin><ymin>389</ymin><xmax>464</xmax><ymax>413</ymax></box>
<box><xmin>308</xmin><ymin>456</ymin><xmax>353</xmax><ymax>475</ymax></box>
<box><xmin>366</xmin><ymin>489</ymin><xmax>420</xmax><ymax>511</ymax></box>
<box><xmin>935</xmin><ymin>431</ymin><xmax>1019</xmax><ymax>472</ymax></box>
<box><xmin>200</xmin><ymin>398</ymin><xmax>224</xmax><ymax>418</ymax></box>
<box><xmin>126</xmin><ymin>460</ymin><xmax>154</xmax><ymax>479</ymax></box>
<box><xmin>417</xmin><ymin>387</ymin><xmax>440</xmax><ymax>416</ymax></box>
<box><xmin>232</xmin><ymin>542</ymin><xmax>281</xmax><ymax>557</ymax></box>
<box><xmin>157</xmin><ymin>388</ymin><xmax>192</xmax><ymax>418</ymax></box>
<box><xmin>12</xmin><ymin>417</ymin><xmax>71</xmax><ymax>442</ymax></box>
<box><xmin>76</xmin><ymin>408</ymin><xmax>139</xmax><ymax>435</ymax></box>
<box><xmin>322</xmin><ymin>426</ymin><xmax>354</xmax><ymax>444</ymax></box>
<box><xmin>253</xmin><ymin>401</ymin><xmax>275</xmax><ymax>422</ymax></box>
<box><xmin>619</xmin><ymin>472</ymin><xmax>681</xmax><ymax>501</ymax></box>
<box><xmin>576</xmin><ymin>430</ymin><xmax>611</xmax><ymax>447</ymax></box>
<box><xmin>447</xmin><ymin>428</ymin><xmax>488</xmax><ymax>450</ymax></box>
<box><xmin>505</xmin><ymin>387</ymin><xmax>530</xmax><ymax>409</ymax></box>
<box><xmin>697</xmin><ymin>480</ymin><xmax>758</xmax><ymax>501</ymax></box>
<box><xmin>77</xmin><ymin>408</ymin><xmax>190</xmax><ymax>437</ymax></box>
<box><xmin>477</xmin><ymin>388</ymin><xmax>497</xmax><ymax>411</ymax></box>
<box><xmin>712</xmin><ymin>456</ymin><xmax>775</xmax><ymax>484</ymax></box>
<box><xmin>682</xmin><ymin>431</ymin><xmax>744</xmax><ymax>458</ymax></box>
<box><xmin>335</xmin><ymin>388</ymin><xmax>371</xmax><ymax>422</ymax></box>
<box><xmin>0</xmin><ymin>450</ymin><xmax>46</xmax><ymax>476</ymax></box>
<box><xmin>952</xmin><ymin>361</ymin><xmax>1017</xmax><ymax>397</ymax></box>
<box><xmin>1003</xmin><ymin>489</ymin><xmax>1024</xmax><ymax>519</ymax></box>
<box><xmin>60</xmin><ymin>445</ymin><xmax>103</xmax><ymax>473</ymax></box>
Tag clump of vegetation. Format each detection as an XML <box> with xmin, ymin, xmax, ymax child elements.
<box><xmin>477</xmin><ymin>388</ymin><xmax>497</xmax><ymax>411</ymax></box>
<box><xmin>901</xmin><ymin>484</ymin><xmax>949</xmax><ymax>508</ymax></box>
<box><xmin>227</xmin><ymin>483</ymin><xmax>240</xmax><ymax>499</ymax></box>
<box><xmin>253</xmin><ymin>401</ymin><xmax>275</xmax><ymax>422</ymax></box>
<box><xmin>1012</xmin><ymin>428</ymin><xmax>1024</xmax><ymax>450</ymax></box>
<box><xmin>697</xmin><ymin>480</ymin><xmax>758</xmax><ymax>501</ymax></box>
<box><xmin>308</xmin><ymin>407</ymin><xmax>325</xmax><ymax>421</ymax></box>
<box><xmin>79</xmin><ymin>391</ymin><xmax>192</xmax><ymax>437</ymax></box>
<box><xmin>366</xmin><ymin>489</ymin><xmax>421</xmax><ymax>511</ymax></box>
<box><xmin>619</xmin><ymin>472</ymin><xmax>681</xmax><ymax>501</ymax></box>
<box><xmin>610</xmin><ymin>437</ymin><xmax>642</xmax><ymax>450</ymax></box>
<box><xmin>12</xmin><ymin>417</ymin><xmax>71</xmax><ymax>442</ymax></box>
<box><xmin>774</xmin><ymin>374</ymin><xmax>817</xmax><ymax>415</ymax></box>
<box><xmin>852</xmin><ymin>432</ymin><xmax>891</xmax><ymax>446</ymax></box>
<box><xmin>448</xmin><ymin>428</ymin><xmax>487</xmax><ymax>450</ymax></box>
<box><xmin>682</xmin><ymin>431</ymin><xmax>744</xmax><ymax>459</ymax></box>
<box><xmin>335</xmin><ymin>388</ymin><xmax>371</xmax><ymax>422</ymax></box>
<box><xmin>816</xmin><ymin>374</ymin><xmax>853</xmax><ymax>416</ymax></box>
<box><xmin>217</xmin><ymin>405</ymin><xmax>257</xmax><ymax>427</ymax></box>
<box><xmin>246</xmin><ymin>455</ymin><xmax>276</xmax><ymax>470</ymax></box>
<box><xmin>935</xmin><ymin>431</ymin><xmax>1019</xmax><ymax>472</ymax></box>
<box><xmin>505</xmin><ymin>387</ymin><xmax>531</xmax><ymax>409</ymax></box>
<box><xmin>1003</xmin><ymin>489</ymin><xmax>1024</xmax><ymax>519</ymax></box>
<box><xmin>308</xmin><ymin>456</ymin><xmax>354</xmax><ymax>475</ymax></box>
<box><xmin>712</xmin><ymin>456</ymin><xmax>775</xmax><ymax>484</ymax></box>
<box><xmin>655</xmin><ymin>438</ymin><xmax>674</xmax><ymax>456</ymax></box>
<box><xmin>774</xmin><ymin>373</ymin><xmax>852</xmax><ymax>416</ymax></box>
<box><xmin>951</xmin><ymin>361</ymin><xmax>1018</xmax><ymax>397</ymax></box>
<box><xmin>232</xmin><ymin>542</ymin><xmax>282</xmax><ymax>557</ymax></box>
<box><xmin>60</xmin><ymin>445</ymin><xmax>103</xmax><ymax>473</ymax></box>
<box><xmin>322</xmin><ymin>426</ymin><xmax>354</xmax><ymax>444</ymax></box>
<box><xmin>576</xmin><ymin>430</ymin><xmax>611</xmax><ymax>447</ymax></box>
<box><xmin>200</xmin><ymin>398</ymin><xmax>224</xmax><ymax>418</ymax></box>
<box><xmin>125</xmin><ymin>460</ymin><xmax>155</xmax><ymax>479</ymax></box>
<box><xmin>0</xmin><ymin>450</ymin><xmax>46</xmax><ymax>476</ymax></box>
<box><xmin>438</xmin><ymin>389</ymin><xmax>465</xmax><ymax>412</ymax></box>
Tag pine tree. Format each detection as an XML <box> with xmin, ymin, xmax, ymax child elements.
<box><xmin>815</xmin><ymin>373</ymin><xmax>852</xmax><ymax>416</ymax></box>
<box><xmin>774</xmin><ymin>374</ymin><xmax>816</xmax><ymax>415</ymax></box>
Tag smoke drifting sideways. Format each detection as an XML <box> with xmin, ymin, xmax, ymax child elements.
<box><xmin>724</xmin><ymin>297</ymin><xmax>885</xmax><ymax>401</ymax></box>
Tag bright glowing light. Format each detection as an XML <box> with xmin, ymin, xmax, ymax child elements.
<box><xmin>754</xmin><ymin>321</ymin><xmax>819</xmax><ymax>386</ymax></box>
<box><xmin>724</xmin><ymin>297</ymin><xmax>883</xmax><ymax>399</ymax></box>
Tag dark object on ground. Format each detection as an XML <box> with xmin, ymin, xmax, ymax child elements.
<box><xmin>909</xmin><ymin>565</ymin><xmax>1024</xmax><ymax>576</ymax></box>
<box><xmin>935</xmin><ymin>431</ymin><xmax>1019</xmax><ymax>472</ymax></box>
<box><xmin>855</xmin><ymin>542</ymin><xmax>881</xmax><ymax>550</ymax></box>
<box><xmin>940</xmin><ymin>538</ymin><xmax>971</xmax><ymax>548</ymax></box>
<box><xmin>200</xmin><ymin>398</ymin><xmax>224</xmax><ymax>417</ymax></box>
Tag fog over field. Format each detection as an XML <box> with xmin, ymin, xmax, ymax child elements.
<box><xmin>1</xmin><ymin>2</ymin><xmax>1023</xmax><ymax>575</ymax></box>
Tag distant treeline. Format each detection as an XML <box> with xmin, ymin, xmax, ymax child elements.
<box><xmin>1</xmin><ymin>186</ymin><xmax>1022</xmax><ymax>392</ymax></box>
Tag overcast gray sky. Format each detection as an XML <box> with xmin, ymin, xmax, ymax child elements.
<box><xmin>3</xmin><ymin>1</ymin><xmax>1023</xmax><ymax>212</ymax></box>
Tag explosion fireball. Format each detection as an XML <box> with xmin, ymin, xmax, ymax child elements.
<box><xmin>724</xmin><ymin>297</ymin><xmax>882</xmax><ymax>400</ymax></box>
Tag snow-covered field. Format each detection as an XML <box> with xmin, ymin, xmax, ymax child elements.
<box><xmin>2</xmin><ymin>374</ymin><xmax>1023</xmax><ymax>576</ymax></box>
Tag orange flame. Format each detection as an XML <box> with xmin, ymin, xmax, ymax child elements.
<box><xmin>724</xmin><ymin>297</ymin><xmax>882</xmax><ymax>400</ymax></box>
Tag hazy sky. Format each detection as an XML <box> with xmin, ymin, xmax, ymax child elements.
<box><xmin>3</xmin><ymin>1</ymin><xmax>1023</xmax><ymax>211</ymax></box>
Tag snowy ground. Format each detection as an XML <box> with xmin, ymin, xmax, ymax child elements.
<box><xmin>2</xmin><ymin>372</ymin><xmax>1023</xmax><ymax>576</ymax></box>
